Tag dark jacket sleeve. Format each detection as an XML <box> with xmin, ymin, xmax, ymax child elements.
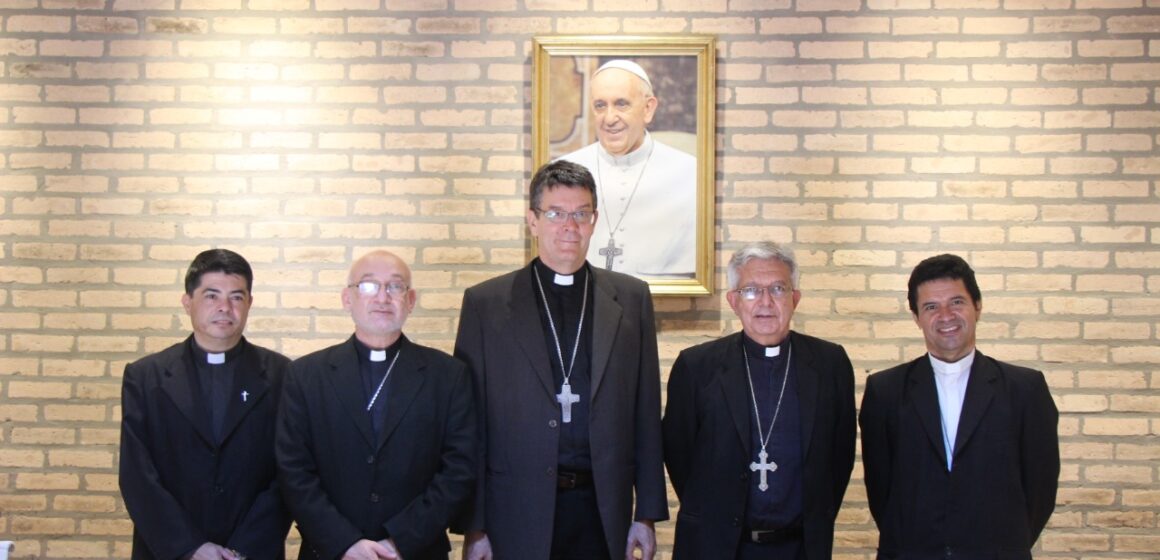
<box><xmin>118</xmin><ymin>361</ymin><xmax>205</xmax><ymax>560</ymax></box>
<box><xmin>633</xmin><ymin>289</ymin><xmax>670</xmax><ymax>522</ymax></box>
<box><xmin>385</xmin><ymin>359</ymin><xmax>477</xmax><ymax>557</ymax></box>
<box><xmin>1019</xmin><ymin>368</ymin><xmax>1059</xmax><ymax>544</ymax></box>
<box><xmin>858</xmin><ymin>371</ymin><xmax>893</xmax><ymax>528</ymax></box>
<box><xmin>452</xmin><ymin>287</ymin><xmax>489</xmax><ymax>534</ymax></box>
<box><xmin>275</xmin><ymin>357</ymin><xmax>363</xmax><ymax>560</ymax></box>
<box><xmin>661</xmin><ymin>350</ymin><xmax>696</xmax><ymax>501</ymax></box>
<box><xmin>831</xmin><ymin>345</ymin><xmax>857</xmax><ymax>518</ymax></box>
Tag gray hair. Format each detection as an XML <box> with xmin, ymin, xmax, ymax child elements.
<box><xmin>726</xmin><ymin>241</ymin><xmax>800</xmax><ymax>290</ymax></box>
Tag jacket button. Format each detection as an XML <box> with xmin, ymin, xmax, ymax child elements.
<box><xmin>546</xmin><ymin>467</ymin><xmax>555</xmax><ymax>476</ymax></box>
<box><xmin>731</xmin><ymin>517</ymin><xmax>740</xmax><ymax>527</ymax></box>
<box><xmin>548</xmin><ymin>419</ymin><xmax>558</xmax><ymax>428</ymax></box>
<box><xmin>366</xmin><ymin>455</ymin><xmax>374</xmax><ymax>464</ymax></box>
<box><xmin>214</xmin><ymin>485</ymin><xmax>223</xmax><ymax>494</ymax></box>
<box><xmin>369</xmin><ymin>493</ymin><xmax>380</xmax><ymax>503</ymax></box>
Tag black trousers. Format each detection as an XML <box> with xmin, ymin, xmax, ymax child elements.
<box><xmin>550</xmin><ymin>485</ymin><xmax>611</xmax><ymax>560</ymax></box>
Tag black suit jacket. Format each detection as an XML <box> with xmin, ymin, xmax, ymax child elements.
<box><xmin>453</xmin><ymin>263</ymin><xmax>668</xmax><ymax>560</ymax></box>
<box><xmin>662</xmin><ymin>331</ymin><xmax>856</xmax><ymax>559</ymax></box>
<box><xmin>119</xmin><ymin>336</ymin><xmax>290</xmax><ymax>560</ymax></box>
<box><xmin>859</xmin><ymin>351</ymin><xmax>1059</xmax><ymax>559</ymax></box>
<box><xmin>275</xmin><ymin>335</ymin><xmax>476</xmax><ymax>560</ymax></box>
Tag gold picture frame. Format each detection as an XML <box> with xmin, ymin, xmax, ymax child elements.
<box><xmin>532</xmin><ymin>35</ymin><xmax>717</xmax><ymax>297</ymax></box>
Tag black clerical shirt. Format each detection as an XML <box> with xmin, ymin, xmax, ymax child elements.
<box><xmin>532</xmin><ymin>259</ymin><xmax>594</xmax><ymax>471</ymax></box>
<box><xmin>354</xmin><ymin>336</ymin><xmax>403</xmax><ymax>437</ymax></box>
<box><xmin>189</xmin><ymin>338</ymin><xmax>244</xmax><ymax>444</ymax></box>
<box><xmin>741</xmin><ymin>333</ymin><xmax>804</xmax><ymax>537</ymax></box>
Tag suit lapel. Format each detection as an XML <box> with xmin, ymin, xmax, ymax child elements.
<box><xmin>589</xmin><ymin>268</ymin><xmax>622</xmax><ymax>399</ymax></box>
<box><xmin>718</xmin><ymin>334</ymin><xmax>753</xmax><ymax>453</ymax></box>
<box><xmin>160</xmin><ymin>340</ymin><xmax>215</xmax><ymax>447</ymax></box>
<box><xmin>953</xmin><ymin>351</ymin><xmax>998</xmax><ymax>459</ymax></box>
<box><xmin>375</xmin><ymin>338</ymin><xmax>425</xmax><ymax>451</ymax></box>
<box><xmin>326</xmin><ymin>337</ymin><xmax>377</xmax><ymax>449</ymax></box>
<box><xmin>907</xmin><ymin>357</ymin><xmax>949</xmax><ymax>469</ymax></box>
<box><xmin>217</xmin><ymin>342</ymin><xmax>269</xmax><ymax>445</ymax></box>
<box><xmin>508</xmin><ymin>265</ymin><xmax>558</xmax><ymax>399</ymax></box>
<box><xmin>791</xmin><ymin>333</ymin><xmax>820</xmax><ymax>460</ymax></box>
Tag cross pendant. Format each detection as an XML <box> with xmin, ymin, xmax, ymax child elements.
<box><xmin>749</xmin><ymin>448</ymin><xmax>778</xmax><ymax>492</ymax></box>
<box><xmin>240</xmin><ymin>390</ymin><xmax>249</xmax><ymax>403</ymax></box>
<box><xmin>598</xmin><ymin>237</ymin><xmax>623</xmax><ymax>270</ymax></box>
<box><xmin>556</xmin><ymin>382</ymin><xmax>580</xmax><ymax>423</ymax></box>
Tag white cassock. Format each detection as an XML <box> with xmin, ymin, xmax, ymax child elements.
<box><xmin>559</xmin><ymin>133</ymin><xmax>698</xmax><ymax>279</ymax></box>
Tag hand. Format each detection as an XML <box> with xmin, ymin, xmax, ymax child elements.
<box><xmin>377</xmin><ymin>538</ymin><xmax>402</xmax><ymax>560</ymax></box>
<box><xmin>461</xmin><ymin>531</ymin><xmax>493</xmax><ymax>560</ymax></box>
<box><xmin>342</xmin><ymin>539</ymin><xmax>396</xmax><ymax>560</ymax></box>
<box><xmin>624</xmin><ymin>520</ymin><xmax>656</xmax><ymax>560</ymax></box>
<box><xmin>188</xmin><ymin>543</ymin><xmax>233</xmax><ymax>560</ymax></box>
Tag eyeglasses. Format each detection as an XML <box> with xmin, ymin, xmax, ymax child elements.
<box><xmin>534</xmin><ymin>208</ymin><xmax>595</xmax><ymax>225</ymax></box>
<box><xmin>349</xmin><ymin>280</ymin><xmax>409</xmax><ymax>297</ymax></box>
<box><xmin>735</xmin><ymin>284</ymin><xmax>793</xmax><ymax>301</ymax></box>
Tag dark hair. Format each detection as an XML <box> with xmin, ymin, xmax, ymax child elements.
<box><xmin>907</xmin><ymin>253</ymin><xmax>981</xmax><ymax>315</ymax></box>
<box><xmin>529</xmin><ymin>160</ymin><xmax>598</xmax><ymax>211</ymax></box>
<box><xmin>184</xmin><ymin>248</ymin><xmax>254</xmax><ymax>295</ymax></box>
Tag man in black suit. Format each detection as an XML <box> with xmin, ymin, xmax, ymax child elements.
<box><xmin>454</xmin><ymin>160</ymin><xmax>668</xmax><ymax>560</ymax></box>
<box><xmin>120</xmin><ymin>248</ymin><xmax>290</xmax><ymax>560</ymax></box>
<box><xmin>859</xmin><ymin>254</ymin><xmax>1059</xmax><ymax>559</ymax></box>
<box><xmin>663</xmin><ymin>241</ymin><xmax>856</xmax><ymax>560</ymax></box>
<box><xmin>276</xmin><ymin>250</ymin><xmax>475</xmax><ymax>560</ymax></box>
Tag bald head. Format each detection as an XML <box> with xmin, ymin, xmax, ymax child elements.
<box><xmin>343</xmin><ymin>250</ymin><xmax>415</xmax><ymax>348</ymax></box>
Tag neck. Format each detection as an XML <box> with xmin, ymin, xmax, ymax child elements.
<box><xmin>193</xmin><ymin>334</ymin><xmax>240</xmax><ymax>354</ymax></box>
<box><xmin>930</xmin><ymin>347</ymin><xmax>974</xmax><ymax>364</ymax></box>
<box><xmin>539</xmin><ymin>258</ymin><xmax>584</xmax><ymax>276</ymax></box>
<box><xmin>356</xmin><ymin>331</ymin><xmax>401</xmax><ymax>350</ymax></box>
<box><xmin>745</xmin><ymin>331</ymin><xmax>787</xmax><ymax>348</ymax></box>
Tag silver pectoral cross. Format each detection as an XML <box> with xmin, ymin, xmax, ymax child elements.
<box><xmin>598</xmin><ymin>237</ymin><xmax>622</xmax><ymax>270</ymax></box>
<box><xmin>556</xmin><ymin>382</ymin><xmax>580</xmax><ymax>423</ymax></box>
<box><xmin>240</xmin><ymin>390</ymin><xmax>249</xmax><ymax>403</ymax></box>
<box><xmin>749</xmin><ymin>449</ymin><xmax>778</xmax><ymax>492</ymax></box>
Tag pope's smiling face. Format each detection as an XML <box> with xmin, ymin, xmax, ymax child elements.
<box><xmin>590</xmin><ymin>68</ymin><xmax>658</xmax><ymax>156</ymax></box>
<box><xmin>913</xmin><ymin>277</ymin><xmax>981</xmax><ymax>363</ymax></box>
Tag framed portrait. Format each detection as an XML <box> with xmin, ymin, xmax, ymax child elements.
<box><xmin>532</xmin><ymin>35</ymin><xmax>717</xmax><ymax>297</ymax></box>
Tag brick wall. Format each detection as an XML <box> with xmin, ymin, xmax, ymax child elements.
<box><xmin>1</xmin><ymin>0</ymin><xmax>1158</xmax><ymax>558</ymax></box>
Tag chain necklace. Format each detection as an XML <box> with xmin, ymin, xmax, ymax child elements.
<box><xmin>595</xmin><ymin>139</ymin><xmax>655</xmax><ymax>269</ymax></box>
<box><xmin>743</xmin><ymin>343</ymin><xmax>792</xmax><ymax>492</ymax></box>
<box><xmin>365</xmin><ymin>350</ymin><xmax>401</xmax><ymax>412</ymax></box>
<box><xmin>532</xmin><ymin>264</ymin><xmax>589</xmax><ymax>423</ymax></box>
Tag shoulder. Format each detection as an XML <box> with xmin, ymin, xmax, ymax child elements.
<box><xmin>290</xmin><ymin>341</ymin><xmax>345</xmax><ymax>371</ymax></box>
<box><xmin>866</xmin><ymin>357</ymin><xmax>921</xmax><ymax>388</ymax></box>
<box><xmin>677</xmin><ymin>334</ymin><xmax>736</xmax><ymax>363</ymax></box>
<box><xmin>464</xmin><ymin>269</ymin><xmax>520</xmax><ymax>300</ymax></box>
<box><xmin>978</xmin><ymin>352</ymin><xmax>1047</xmax><ymax>389</ymax></box>
<box><xmin>652</xmin><ymin>138</ymin><xmax>696</xmax><ymax>163</ymax></box>
<box><xmin>790</xmin><ymin>331</ymin><xmax>846</xmax><ymax>356</ymax></box>
<box><xmin>247</xmin><ymin>342</ymin><xmax>291</xmax><ymax>369</ymax></box>
<box><xmin>410</xmin><ymin>341</ymin><xmax>466</xmax><ymax>372</ymax></box>
<box><xmin>593</xmin><ymin>266</ymin><xmax>649</xmax><ymax>295</ymax></box>
<box><xmin>125</xmin><ymin>341</ymin><xmax>186</xmax><ymax>376</ymax></box>
<box><xmin>556</xmin><ymin>143</ymin><xmax>597</xmax><ymax>165</ymax></box>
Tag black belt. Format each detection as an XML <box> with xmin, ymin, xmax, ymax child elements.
<box><xmin>557</xmin><ymin>469</ymin><xmax>593</xmax><ymax>489</ymax></box>
<box><xmin>742</xmin><ymin>526</ymin><xmax>803</xmax><ymax>544</ymax></box>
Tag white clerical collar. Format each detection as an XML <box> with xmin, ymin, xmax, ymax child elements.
<box><xmin>369</xmin><ymin>349</ymin><xmax>387</xmax><ymax>362</ymax></box>
<box><xmin>597</xmin><ymin>132</ymin><xmax>653</xmax><ymax>168</ymax></box>
<box><xmin>554</xmin><ymin>273</ymin><xmax>574</xmax><ymax>286</ymax></box>
<box><xmin>765</xmin><ymin>346</ymin><xmax>780</xmax><ymax>358</ymax></box>
<box><xmin>929</xmin><ymin>349</ymin><xmax>975</xmax><ymax>377</ymax></box>
<box><xmin>206</xmin><ymin>352</ymin><xmax>225</xmax><ymax>365</ymax></box>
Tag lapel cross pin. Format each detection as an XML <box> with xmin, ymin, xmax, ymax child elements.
<box><xmin>241</xmin><ymin>390</ymin><xmax>249</xmax><ymax>403</ymax></box>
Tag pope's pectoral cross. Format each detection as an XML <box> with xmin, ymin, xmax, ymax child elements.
<box><xmin>556</xmin><ymin>383</ymin><xmax>580</xmax><ymax>423</ymax></box>
<box><xmin>749</xmin><ymin>449</ymin><xmax>778</xmax><ymax>492</ymax></box>
<box><xmin>598</xmin><ymin>237</ymin><xmax>622</xmax><ymax>270</ymax></box>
